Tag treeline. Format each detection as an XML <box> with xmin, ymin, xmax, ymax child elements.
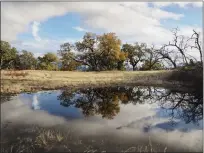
<box><xmin>0</xmin><ymin>44</ymin><xmax>59</xmax><ymax>70</ymax></box>
<box><xmin>0</xmin><ymin>28</ymin><xmax>202</xmax><ymax>71</ymax></box>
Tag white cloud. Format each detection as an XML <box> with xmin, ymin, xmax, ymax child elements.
<box><xmin>120</xmin><ymin>2</ymin><xmax>184</xmax><ymax>20</ymax></box>
<box><xmin>32</xmin><ymin>21</ymin><xmax>41</xmax><ymax>41</ymax></box>
<box><xmin>152</xmin><ymin>2</ymin><xmax>203</xmax><ymax>8</ymax></box>
<box><xmin>72</xmin><ymin>26</ymin><xmax>87</xmax><ymax>32</ymax></box>
<box><xmin>1</xmin><ymin>2</ymin><xmax>72</xmax><ymax>42</ymax></box>
<box><xmin>1</xmin><ymin>2</ymin><xmax>202</xmax><ymax>59</ymax></box>
<box><xmin>11</xmin><ymin>38</ymin><xmax>79</xmax><ymax>56</ymax></box>
<box><xmin>33</xmin><ymin>52</ymin><xmax>44</xmax><ymax>58</ymax></box>
<box><xmin>1</xmin><ymin>2</ymin><xmax>184</xmax><ymax>43</ymax></box>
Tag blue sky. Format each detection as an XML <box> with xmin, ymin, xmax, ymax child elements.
<box><xmin>37</xmin><ymin>13</ymin><xmax>84</xmax><ymax>40</ymax></box>
<box><xmin>1</xmin><ymin>2</ymin><xmax>203</xmax><ymax>57</ymax></box>
<box><xmin>161</xmin><ymin>4</ymin><xmax>202</xmax><ymax>27</ymax></box>
<box><xmin>17</xmin><ymin>13</ymin><xmax>86</xmax><ymax>44</ymax></box>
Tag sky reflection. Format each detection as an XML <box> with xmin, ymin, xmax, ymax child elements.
<box><xmin>1</xmin><ymin>86</ymin><xmax>203</xmax><ymax>152</ymax></box>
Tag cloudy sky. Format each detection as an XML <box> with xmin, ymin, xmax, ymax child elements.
<box><xmin>1</xmin><ymin>2</ymin><xmax>203</xmax><ymax>57</ymax></box>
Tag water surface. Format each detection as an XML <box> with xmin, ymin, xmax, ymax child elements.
<box><xmin>1</xmin><ymin>86</ymin><xmax>203</xmax><ymax>152</ymax></box>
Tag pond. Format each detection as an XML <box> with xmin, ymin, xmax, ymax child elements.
<box><xmin>1</xmin><ymin>86</ymin><xmax>203</xmax><ymax>152</ymax></box>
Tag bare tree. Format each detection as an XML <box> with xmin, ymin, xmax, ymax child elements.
<box><xmin>157</xmin><ymin>47</ymin><xmax>179</xmax><ymax>69</ymax></box>
<box><xmin>161</xmin><ymin>28</ymin><xmax>202</xmax><ymax>67</ymax></box>
<box><xmin>190</xmin><ymin>30</ymin><xmax>203</xmax><ymax>63</ymax></box>
<box><xmin>164</xmin><ymin>28</ymin><xmax>189</xmax><ymax>65</ymax></box>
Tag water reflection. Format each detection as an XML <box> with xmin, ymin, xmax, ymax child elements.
<box><xmin>1</xmin><ymin>93</ymin><xmax>17</xmax><ymax>104</ymax></box>
<box><xmin>154</xmin><ymin>88</ymin><xmax>203</xmax><ymax>125</ymax></box>
<box><xmin>32</xmin><ymin>94</ymin><xmax>41</xmax><ymax>110</ymax></box>
<box><xmin>58</xmin><ymin>86</ymin><xmax>203</xmax><ymax>125</ymax></box>
<box><xmin>1</xmin><ymin>86</ymin><xmax>203</xmax><ymax>152</ymax></box>
<box><xmin>58</xmin><ymin>87</ymin><xmax>122</xmax><ymax>119</ymax></box>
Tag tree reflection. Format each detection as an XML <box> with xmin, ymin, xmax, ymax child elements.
<box><xmin>58</xmin><ymin>86</ymin><xmax>203</xmax><ymax>123</ymax></box>
<box><xmin>58</xmin><ymin>87</ymin><xmax>121</xmax><ymax>119</ymax></box>
<box><xmin>154</xmin><ymin>88</ymin><xmax>203</xmax><ymax>124</ymax></box>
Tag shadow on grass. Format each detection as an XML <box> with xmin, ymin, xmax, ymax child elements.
<box><xmin>167</xmin><ymin>67</ymin><xmax>203</xmax><ymax>90</ymax></box>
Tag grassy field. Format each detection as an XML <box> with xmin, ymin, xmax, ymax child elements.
<box><xmin>1</xmin><ymin>70</ymin><xmax>186</xmax><ymax>94</ymax></box>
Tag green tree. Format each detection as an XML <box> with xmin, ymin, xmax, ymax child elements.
<box><xmin>0</xmin><ymin>41</ymin><xmax>18</xmax><ymax>69</ymax></box>
<box><xmin>60</xmin><ymin>32</ymin><xmax>127</xmax><ymax>71</ymax></box>
<box><xmin>37</xmin><ymin>52</ymin><xmax>58</xmax><ymax>70</ymax></box>
<box><xmin>15</xmin><ymin>50</ymin><xmax>37</xmax><ymax>70</ymax></box>
<box><xmin>140</xmin><ymin>60</ymin><xmax>164</xmax><ymax>70</ymax></box>
<box><xmin>122</xmin><ymin>42</ymin><xmax>145</xmax><ymax>71</ymax></box>
<box><xmin>140</xmin><ymin>46</ymin><xmax>163</xmax><ymax>70</ymax></box>
<box><xmin>97</xmin><ymin>33</ymin><xmax>127</xmax><ymax>70</ymax></box>
<box><xmin>42</xmin><ymin>52</ymin><xmax>58</xmax><ymax>63</ymax></box>
<box><xmin>58</xmin><ymin>43</ymin><xmax>81</xmax><ymax>71</ymax></box>
<box><xmin>75</xmin><ymin>32</ymin><xmax>100</xmax><ymax>71</ymax></box>
<box><xmin>37</xmin><ymin>61</ymin><xmax>47</xmax><ymax>70</ymax></box>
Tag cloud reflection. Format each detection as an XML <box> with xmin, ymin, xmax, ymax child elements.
<box><xmin>1</xmin><ymin>86</ymin><xmax>203</xmax><ymax>152</ymax></box>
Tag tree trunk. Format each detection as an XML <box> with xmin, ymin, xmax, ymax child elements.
<box><xmin>132</xmin><ymin>66</ymin><xmax>136</xmax><ymax>71</ymax></box>
<box><xmin>166</xmin><ymin>57</ymin><xmax>177</xmax><ymax>69</ymax></box>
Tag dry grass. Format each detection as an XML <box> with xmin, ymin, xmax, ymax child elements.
<box><xmin>1</xmin><ymin>126</ymin><xmax>68</xmax><ymax>153</ymax></box>
<box><xmin>3</xmin><ymin>70</ymin><xmax>29</xmax><ymax>78</ymax></box>
<box><xmin>120</xmin><ymin>137</ymin><xmax>168</xmax><ymax>153</ymax></box>
<box><xmin>1</xmin><ymin>70</ymin><xmax>184</xmax><ymax>94</ymax></box>
<box><xmin>1</xmin><ymin>126</ymin><xmax>168</xmax><ymax>153</ymax></box>
<box><xmin>1</xmin><ymin>70</ymin><xmax>170</xmax><ymax>81</ymax></box>
<box><xmin>35</xmin><ymin>129</ymin><xmax>64</xmax><ymax>147</ymax></box>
